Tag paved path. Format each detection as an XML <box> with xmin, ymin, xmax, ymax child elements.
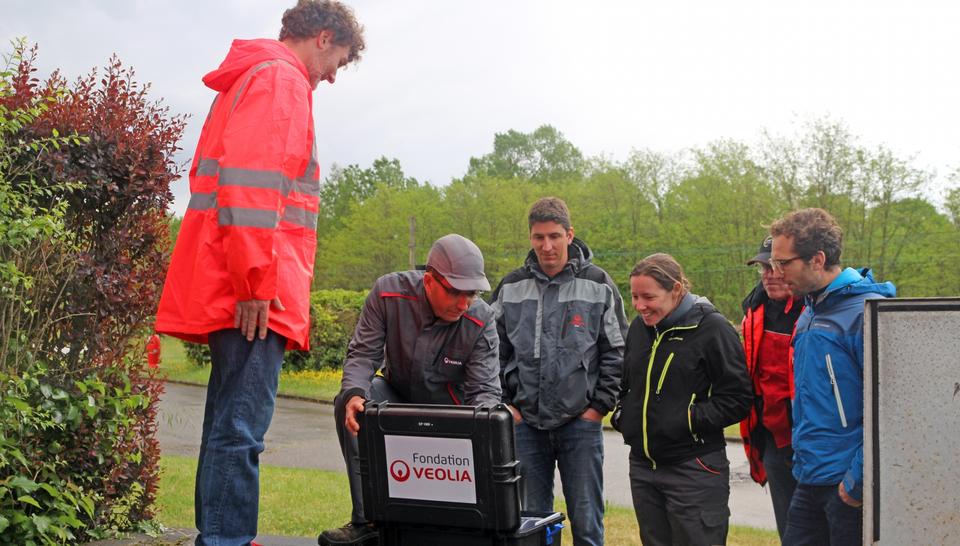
<box><xmin>158</xmin><ymin>382</ymin><xmax>777</xmax><ymax>538</ymax></box>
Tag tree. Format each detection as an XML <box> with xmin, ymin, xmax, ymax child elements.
<box><xmin>662</xmin><ymin>140</ymin><xmax>782</xmax><ymax>317</ymax></box>
<box><xmin>759</xmin><ymin>117</ymin><xmax>860</xmax><ymax>215</ymax></box>
<box><xmin>319</xmin><ymin>156</ymin><xmax>418</xmax><ymax>231</ymax></box>
<box><xmin>849</xmin><ymin>147</ymin><xmax>931</xmax><ymax>279</ymax></box>
<box><xmin>859</xmin><ymin>198</ymin><xmax>956</xmax><ymax>296</ymax></box>
<box><xmin>622</xmin><ymin>148</ymin><xmax>686</xmax><ymax>225</ymax></box>
<box><xmin>945</xmin><ymin>167</ymin><xmax>960</xmax><ymax>227</ymax></box>
<box><xmin>314</xmin><ymin>183</ymin><xmax>445</xmax><ymax>289</ymax></box>
<box><xmin>440</xmin><ymin>176</ymin><xmax>542</xmax><ymax>283</ymax></box>
<box><xmin>466</xmin><ymin>125</ymin><xmax>586</xmax><ymax>183</ymax></box>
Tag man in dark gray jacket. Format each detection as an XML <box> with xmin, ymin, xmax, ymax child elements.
<box><xmin>320</xmin><ymin>234</ymin><xmax>501</xmax><ymax>546</ymax></box>
<box><xmin>490</xmin><ymin>197</ymin><xmax>627</xmax><ymax>546</ymax></box>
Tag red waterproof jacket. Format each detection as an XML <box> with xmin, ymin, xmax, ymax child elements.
<box><xmin>738</xmin><ymin>283</ymin><xmax>801</xmax><ymax>484</ymax></box>
<box><xmin>156</xmin><ymin>39</ymin><xmax>319</xmax><ymax>350</ymax></box>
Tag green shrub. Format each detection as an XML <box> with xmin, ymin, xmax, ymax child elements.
<box><xmin>0</xmin><ymin>363</ymin><xmax>161</xmax><ymax>543</ymax></box>
<box><xmin>183</xmin><ymin>289</ymin><xmax>367</xmax><ymax>371</ymax></box>
<box><xmin>183</xmin><ymin>342</ymin><xmax>211</xmax><ymax>369</ymax></box>
<box><xmin>306</xmin><ymin>289</ymin><xmax>367</xmax><ymax>370</ymax></box>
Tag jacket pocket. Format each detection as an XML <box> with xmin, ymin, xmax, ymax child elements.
<box><xmin>688</xmin><ymin>393</ymin><xmax>700</xmax><ymax>442</ymax></box>
<box><xmin>693</xmin><ymin>448</ymin><xmax>729</xmax><ymax>475</ymax></box>
<box><xmin>502</xmin><ymin>360</ymin><xmax>521</xmax><ymax>399</ymax></box>
<box><xmin>655</xmin><ymin>352</ymin><xmax>676</xmax><ymax>397</ymax></box>
<box><xmin>557</xmin><ymin>353</ymin><xmax>590</xmax><ymax>416</ymax></box>
<box><xmin>825</xmin><ymin>354</ymin><xmax>848</xmax><ymax>428</ymax></box>
<box><xmin>700</xmin><ymin>506</ymin><xmax>731</xmax><ymax>528</ymax></box>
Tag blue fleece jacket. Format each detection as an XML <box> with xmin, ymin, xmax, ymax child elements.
<box><xmin>791</xmin><ymin>267</ymin><xmax>896</xmax><ymax>500</ymax></box>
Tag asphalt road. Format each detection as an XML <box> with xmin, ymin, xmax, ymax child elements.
<box><xmin>157</xmin><ymin>382</ymin><xmax>777</xmax><ymax>535</ymax></box>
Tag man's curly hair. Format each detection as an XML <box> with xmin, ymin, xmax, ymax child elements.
<box><xmin>279</xmin><ymin>0</ymin><xmax>366</xmax><ymax>64</ymax></box>
<box><xmin>770</xmin><ymin>208</ymin><xmax>844</xmax><ymax>268</ymax></box>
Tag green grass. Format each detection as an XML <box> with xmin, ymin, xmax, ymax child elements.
<box><xmin>157</xmin><ymin>455</ymin><xmax>777</xmax><ymax>544</ymax></box>
<box><xmin>156</xmin><ymin>455</ymin><xmax>352</xmax><ymax>536</ymax></box>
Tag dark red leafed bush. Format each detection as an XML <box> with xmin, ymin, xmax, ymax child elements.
<box><xmin>0</xmin><ymin>39</ymin><xmax>185</xmax><ymax>540</ymax></box>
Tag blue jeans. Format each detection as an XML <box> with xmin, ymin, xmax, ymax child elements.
<box><xmin>195</xmin><ymin>329</ymin><xmax>286</xmax><ymax>546</ymax></box>
<box><xmin>781</xmin><ymin>483</ymin><xmax>862</xmax><ymax>546</ymax></box>
<box><xmin>516</xmin><ymin>418</ymin><xmax>604</xmax><ymax>546</ymax></box>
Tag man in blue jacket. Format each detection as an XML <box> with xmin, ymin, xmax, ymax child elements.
<box><xmin>769</xmin><ymin>208</ymin><xmax>896</xmax><ymax>546</ymax></box>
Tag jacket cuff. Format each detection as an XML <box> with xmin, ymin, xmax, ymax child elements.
<box><xmin>589</xmin><ymin>401</ymin><xmax>610</xmax><ymax>416</ymax></box>
<box><xmin>842</xmin><ymin>470</ymin><xmax>862</xmax><ymax>501</ymax></box>
<box><xmin>340</xmin><ymin>387</ymin><xmax>368</xmax><ymax>405</ymax></box>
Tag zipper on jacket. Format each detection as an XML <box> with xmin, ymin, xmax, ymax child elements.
<box><xmin>825</xmin><ymin>354</ymin><xmax>847</xmax><ymax>428</ymax></box>
<box><xmin>655</xmin><ymin>352</ymin><xmax>676</xmax><ymax>397</ymax></box>
<box><xmin>641</xmin><ymin>325</ymin><xmax>697</xmax><ymax>469</ymax></box>
<box><xmin>688</xmin><ymin>393</ymin><xmax>700</xmax><ymax>442</ymax></box>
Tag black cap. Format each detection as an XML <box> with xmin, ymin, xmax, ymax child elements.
<box><xmin>746</xmin><ymin>236</ymin><xmax>773</xmax><ymax>265</ymax></box>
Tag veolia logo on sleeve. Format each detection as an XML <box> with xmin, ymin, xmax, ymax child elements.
<box><xmin>442</xmin><ymin>356</ymin><xmax>463</xmax><ymax>366</ymax></box>
<box><xmin>384</xmin><ymin>435</ymin><xmax>477</xmax><ymax>503</ymax></box>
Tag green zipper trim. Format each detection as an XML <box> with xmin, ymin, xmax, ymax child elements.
<box><xmin>688</xmin><ymin>393</ymin><xmax>699</xmax><ymax>442</ymax></box>
<box><xmin>655</xmin><ymin>353</ymin><xmax>675</xmax><ymax>395</ymax></box>
<box><xmin>641</xmin><ymin>325</ymin><xmax>698</xmax><ymax>469</ymax></box>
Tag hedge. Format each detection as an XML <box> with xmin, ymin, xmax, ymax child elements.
<box><xmin>0</xmin><ymin>40</ymin><xmax>181</xmax><ymax>542</ymax></box>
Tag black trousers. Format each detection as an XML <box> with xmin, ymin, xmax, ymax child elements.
<box><xmin>629</xmin><ymin>448</ymin><xmax>731</xmax><ymax>546</ymax></box>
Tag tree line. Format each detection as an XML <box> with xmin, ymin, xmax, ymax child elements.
<box><xmin>310</xmin><ymin>120</ymin><xmax>960</xmax><ymax>321</ymax></box>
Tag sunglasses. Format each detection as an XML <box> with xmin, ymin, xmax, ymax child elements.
<box><xmin>430</xmin><ymin>271</ymin><xmax>480</xmax><ymax>300</ymax></box>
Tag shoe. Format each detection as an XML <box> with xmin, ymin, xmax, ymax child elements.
<box><xmin>318</xmin><ymin>522</ymin><xmax>379</xmax><ymax>546</ymax></box>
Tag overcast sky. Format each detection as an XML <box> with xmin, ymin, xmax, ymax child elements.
<box><xmin>5</xmin><ymin>0</ymin><xmax>959</xmax><ymax>216</ymax></box>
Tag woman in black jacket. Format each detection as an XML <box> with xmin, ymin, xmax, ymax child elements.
<box><xmin>615</xmin><ymin>253</ymin><xmax>752</xmax><ymax>546</ymax></box>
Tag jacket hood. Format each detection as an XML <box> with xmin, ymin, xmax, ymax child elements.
<box><xmin>816</xmin><ymin>267</ymin><xmax>897</xmax><ymax>306</ymax></box>
<box><xmin>656</xmin><ymin>293</ymin><xmax>717</xmax><ymax>331</ymax></box>
<box><xmin>524</xmin><ymin>237</ymin><xmax>594</xmax><ymax>276</ymax></box>
<box><xmin>202</xmin><ymin>39</ymin><xmax>307</xmax><ymax>92</ymax></box>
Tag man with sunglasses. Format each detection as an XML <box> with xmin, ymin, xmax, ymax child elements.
<box><xmin>490</xmin><ymin>197</ymin><xmax>627</xmax><ymax>546</ymax></box>
<box><xmin>321</xmin><ymin>233</ymin><xmax>501</xmax><ymax>546</ymax></box>
<box><xmin>769</xmin><ymin>208</ymin><xmax>895</xmax><ymax>546</ymax></box>
<box><xmin>738</xmin><ymin>235</ymin><xmax>802</xmax><ymax>539</ymax></box>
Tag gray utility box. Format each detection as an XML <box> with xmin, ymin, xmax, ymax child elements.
<box><xmin>863</xmin><ymin>298</ymin><xmax>960</xmax><ymax>545</ymax></box>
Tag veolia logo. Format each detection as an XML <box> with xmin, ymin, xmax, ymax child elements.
<box><xmin>390</xmin><ymin>460</ymin><xmax>411</xmax><ymax>482</ymax></box>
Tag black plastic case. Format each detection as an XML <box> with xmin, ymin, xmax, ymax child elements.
<box><xmin>358</xmin><ymin>401</ymin><xmax>522</xmax><ymax>531</ymax></box>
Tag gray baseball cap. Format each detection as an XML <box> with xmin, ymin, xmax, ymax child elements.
<box><xmin>426</xmin><ymin>234</ymin><xmax>491</xmax><ymax>291</ymax></box>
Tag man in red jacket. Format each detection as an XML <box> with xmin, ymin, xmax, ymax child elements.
<box><xmin>155</xmin><ymin>2</ymin><xmax>364</xmax><ymax>544</ymax></box>
<box><xmin>739</xmin><ymin>235</ymin><xmax>802</xmax><ymax>538</ymax></box>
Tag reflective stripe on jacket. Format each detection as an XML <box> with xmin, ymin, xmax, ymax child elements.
<box><xmin>339</xmin><ymin>271</ymin><xmax>502</xmax><ymax>407</ymax></box>
<box><xmin>156</xmin><ymin>39</ymin><xmax>319</xmax><ymax>350</ymax></box>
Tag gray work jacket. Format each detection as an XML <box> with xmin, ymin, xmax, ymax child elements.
<box><xmin>340</xmin><ymin>270</ymin><xmax>501</xmax><ymax>407</ymax></box>
<box><xmin>490</xmin><ymin>239</ymin><xmax>627</xmax><ymax>430</ymax></box>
